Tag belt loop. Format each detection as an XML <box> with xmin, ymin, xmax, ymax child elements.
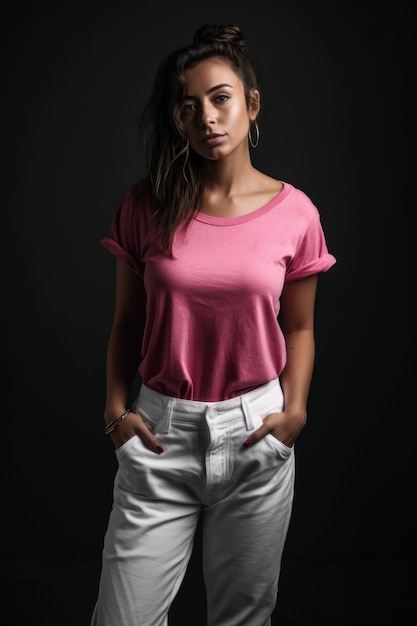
<box><xmin>241</xmin><ymin>395</ymin><xmax>254</xmax><ymax>431</ymax></box>
<box><xmin>158</xmin><ymin>397</ymin><xmax>174</xmax><ymax>434</ymax></box>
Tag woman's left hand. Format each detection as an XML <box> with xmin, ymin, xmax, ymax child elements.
<box><xmin>243</xmin><ymin>409</ymin><xmax>307</xmax><ymax>449</ymax></box>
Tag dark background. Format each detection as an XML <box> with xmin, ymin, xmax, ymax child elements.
<box><xmin>2</xmin><ymin>1</ymin><xmax>415</xmax><ymax>624</ymax></box>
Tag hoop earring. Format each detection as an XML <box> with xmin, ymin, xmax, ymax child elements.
<box><xmin>248</xmin><ymin>120</ymin><xmax>259</xmax><ymax>148</ymax></box>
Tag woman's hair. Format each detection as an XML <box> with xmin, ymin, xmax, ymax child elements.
<box><xmin>137</xmin><ymin>24</ymin><xmax>261</xmax><ymax>253</ymax></box>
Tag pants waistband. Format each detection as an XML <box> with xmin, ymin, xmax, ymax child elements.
<box><xmin>134</xmin><ymin>378</ymin><xmax>283</xmax><ymax>434</ymax></box>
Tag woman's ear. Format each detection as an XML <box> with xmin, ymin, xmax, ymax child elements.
<box><xmin>249</xmin><ymin>89</ymin><xmax>261</xmax><ymax>120</ymax></box>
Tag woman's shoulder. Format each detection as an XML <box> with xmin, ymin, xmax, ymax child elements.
<box><xmin>279</xmin><ymin>180</ymin><xmax>320</xmax><ymax>216</ymax></box>
<box><xmin>115</xmin><ymin>177</ymin><xmax>153</xmax><ymax>216</ymax></box>
<box><xmin>244</xmin><ymin>172</ymin><xmax>284</xmax><ymax>212</ymax></box>
<box><xmin>111</xmin><ymin>178</ymin><xmax>153</xmax><ymax>228</ymax></box>
<box><xmin>256</xmin><ymin>172</ymin><xmax>319</xmax><ymax>213</ymax></box>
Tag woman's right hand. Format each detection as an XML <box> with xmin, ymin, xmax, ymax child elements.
<box><xmin>108</xmin><ymin>411</ymin><xmax>164</xmax><ymax>454</ymax></box>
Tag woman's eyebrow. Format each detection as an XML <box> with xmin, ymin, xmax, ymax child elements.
<box><xmin>185</xmin><ymin>83</ymin><xmax>234</xmax><ymax>99</ymax></box>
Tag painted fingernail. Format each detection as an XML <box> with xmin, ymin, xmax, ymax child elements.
<box><xmin>156</xmin><ymin>445</ymin><xmax>164</xmax><ymax>454</ymax></box>
<box><xmin>243</xmin><ymin>439</ymin><xmax>252</xmax><ymax>448</ymax></box>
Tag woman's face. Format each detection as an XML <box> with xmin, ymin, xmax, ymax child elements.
<box><xmin>181</xmin><ymin>58</ymin><xmax>259</xmax><ymax>161</ymax></box>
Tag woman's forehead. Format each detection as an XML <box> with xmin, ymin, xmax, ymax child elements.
<box><xmin>184</xmin><ymin>59</ymin><xmax>241</xmax><ymax>91</ymax></box>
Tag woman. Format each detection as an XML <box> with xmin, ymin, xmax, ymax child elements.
<box><xmin>91</xmin><ymin>23</ymin><xmax>336</xmax><ymax>626</ymax></box>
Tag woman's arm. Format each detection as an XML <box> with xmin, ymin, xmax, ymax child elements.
<box><xmin>103</xmin><ymin>259</ymin><xmax>145</xmax><ymax>423</ymax></box>
<box><xmin>243</xmin><ymin>274</ymin><xmax>318</xmax><ymax>448</ymax></box>
<box><xmin>103</xmin><ymin>258</ymin><xmax>164</xmax><ymax>453</ymax></box>
<box><xmin>279</xmin><ymin>273</ymin><xmax>317</xmax><ymax>422</ymax></box>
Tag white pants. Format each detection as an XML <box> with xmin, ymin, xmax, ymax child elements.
<box><xmin>90</xmin><ymin>378</ymin><xmax>295</xmax><ymax>626</ymax></box>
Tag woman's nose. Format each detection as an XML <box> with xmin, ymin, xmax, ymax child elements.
<box><xmin>199</xmin><ymin>102</ymin><xmax>216</xmax><ymax>126</ymax></box>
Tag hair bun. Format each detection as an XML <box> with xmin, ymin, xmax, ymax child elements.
<box><xmin>192</xmin><ymin>24</ymin><xmax>247</xmax><ymax>49</ymax></box>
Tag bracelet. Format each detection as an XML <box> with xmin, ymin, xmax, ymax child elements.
<box><xmin>104</xmin><ymin>409</ymin><xmax>130</xmax><ymax>435</ymax></box>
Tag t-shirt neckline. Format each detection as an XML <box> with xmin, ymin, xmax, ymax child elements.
<box><xmin>193</xmin><ymin>182</ymin><xmax>291</xmax><ymax>226</ymax></box>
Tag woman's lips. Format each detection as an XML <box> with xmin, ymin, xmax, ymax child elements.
<box><xmin>202</xmin><ymin>134</ymin><xmax>225</xmax><ymax>146</ymax></box>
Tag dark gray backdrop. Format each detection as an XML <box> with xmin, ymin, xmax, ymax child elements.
<box><xmin>2</xmin><ymin>0</ymin><xmax>414</xmax><ymax>623</ymax></box>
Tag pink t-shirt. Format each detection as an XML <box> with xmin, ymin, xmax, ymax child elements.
<box><xmin>101</xmin><ymin>178</ymin><xmax>336</xmax><ymax>401</ymax></box>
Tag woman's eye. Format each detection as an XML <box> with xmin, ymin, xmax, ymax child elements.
<box><xmin>215</xmin><ymin>94</ymin><xmax>230</xmax><ymax>103</ymax></box>
<box><xmin>182</xmin><ymin>103</ymin><xmax>197</xmax><ymax>113</ymax></box>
